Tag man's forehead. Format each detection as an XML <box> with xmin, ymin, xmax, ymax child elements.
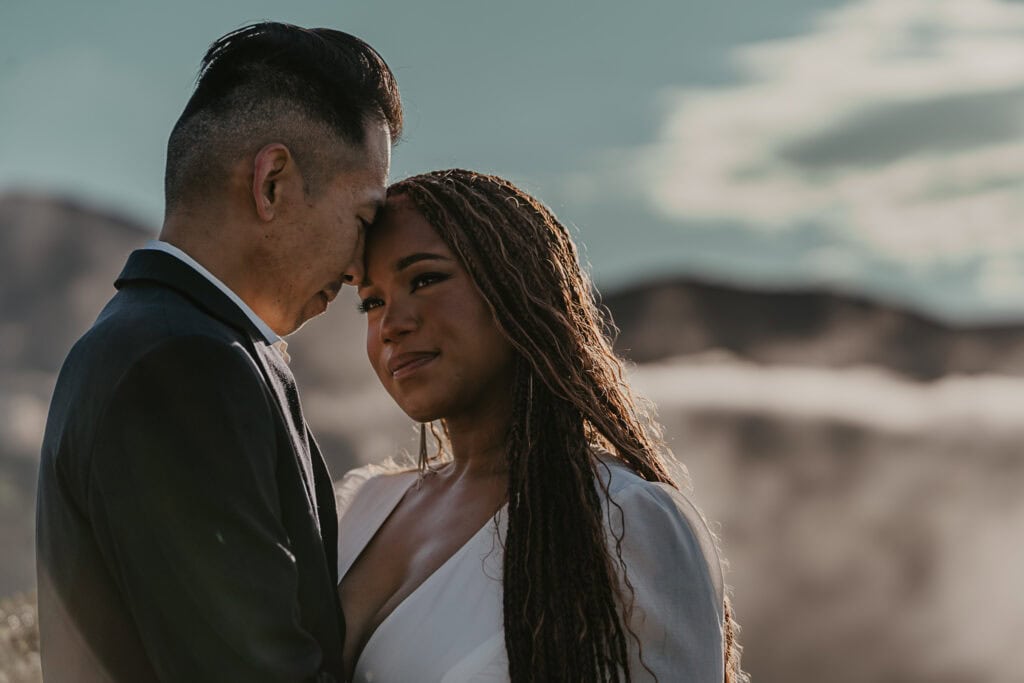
<box><xmin>367</xmin><ymin>119</ymin><xmax>392</xmax><ymax>179</ymax></box>
<box><xmin>333</xmin><ymin>118</ymin><xmax>391</xmax><ymax>173</ymax></box>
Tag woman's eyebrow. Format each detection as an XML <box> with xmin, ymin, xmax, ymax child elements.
<box><xmin>360</xmin><ymin>252</ymin><xmax>454</xmax><ymax>288</ymax></box>
<box><xmin>395</xmin><ymin>252</ymin><xmax>452</xmax><ymax>271</ymax></box>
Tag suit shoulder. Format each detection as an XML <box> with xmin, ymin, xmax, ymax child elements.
<box><xmin>89</xmin><ymin>284</ymin><xmax>245</xmax><ymax>350</ymax></box>
<box><xmin>66</xmin><ymin>283</ymin><xmax>253</xmax><ymax>380</ymax></box>
<box><xmin>109</xmin><ymin>336</ymin><xmax>267</xmax><ymax>404</ymax></box>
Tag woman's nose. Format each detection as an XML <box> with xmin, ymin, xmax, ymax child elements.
<box><xmin>379</xmin><ymin>298</ymin><xmax>418</xmax><ymax>343</ymax></box>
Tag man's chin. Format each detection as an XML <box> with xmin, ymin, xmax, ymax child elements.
<box><xmin>289</xmin><ymin>295</ymin><xmax>331</xmax><ymax>334</ymax></box>
<box><xmin>287</xmin><ymin>314</ymin><xmax>316</xmax><ymax>336</ymax></box>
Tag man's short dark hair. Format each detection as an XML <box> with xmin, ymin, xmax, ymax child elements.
<box><xmin>164</xmin><ymin>22</ymin><xmax>403</xmax><ymax>209</ymax></box>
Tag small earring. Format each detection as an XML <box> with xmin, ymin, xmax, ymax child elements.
<box><xmin>418</xmin><ymin>422</ymin><xmax>429</xmax><ymax>476</ymax></box>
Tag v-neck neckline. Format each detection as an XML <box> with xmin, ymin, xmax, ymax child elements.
<box><xmin>340</xmin><ymin>472</ymin><xmax>506</xmax><ymax>674</ymax></box>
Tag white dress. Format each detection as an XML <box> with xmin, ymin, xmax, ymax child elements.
<box><xmin>336</xmin><ymin>459</ymin><xmax>725</xmax><ymax>682</ymax></box>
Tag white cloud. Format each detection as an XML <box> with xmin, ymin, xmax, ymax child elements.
<box><xmin>631</xmin><ymin>352</ymin><xmax>1024</xmax><ymax>435</ymax></box>
<box><xmin>975</xmin><ymin>252</ymin><xmax>1024</xmax><ymax>304</ymax></box>
<box><xmin>628</xmin><ymin>0</ymin><xmax>1024</xmax><ymax>265</ymax></box>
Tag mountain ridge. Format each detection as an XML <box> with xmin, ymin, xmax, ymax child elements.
<box><xmin>9</xmin><ymin>190</ymin><xmax>1024</xmax><ymax>381</ymax></box>
<box><xmin>603</xmin><ymin>275</ymin><xmax>1024</xmax><ymax>380</ymax></box>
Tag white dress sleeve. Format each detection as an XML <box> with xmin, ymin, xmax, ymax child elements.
<box><xmin>610</xmin><ymin>481</ymin><xmax>725</xmax><ymax>683</ymax></box>
<box><xmin>335</xmin><ymin>463</ymin><xmax>382</xmax><ymax>520</ymax></box>
<box><xmin>335</xmin><ymin>462</ymin><xmax>417</xmax><ymax>582</ymax></box>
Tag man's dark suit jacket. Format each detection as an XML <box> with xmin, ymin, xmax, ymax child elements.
<box><xmin>36</xmin><ymin>249</ymin><xmax>346</xmax><ymax>682</ymax></box>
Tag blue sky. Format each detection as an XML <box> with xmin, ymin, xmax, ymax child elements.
<box><xmin>3</xmin><ymin>0</ymin><xmax>1024</xmax><ymax>321</ymax></box>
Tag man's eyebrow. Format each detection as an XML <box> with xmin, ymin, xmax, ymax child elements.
<box><xmin>395</xmin><ymin>252</ymin><xmax>452</xmax><ymax>271</ymax></box>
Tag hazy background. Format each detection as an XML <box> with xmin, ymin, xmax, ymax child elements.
<box><xmin>4</xmin><ymin>0</ymin><xmax>1024</xmax><ymax>681</ymax></box>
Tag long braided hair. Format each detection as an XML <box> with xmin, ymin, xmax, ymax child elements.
<box><xmin>389</xmin><ymin>169</ymin><xmax>746</xmax><ymax>682</ymax></box>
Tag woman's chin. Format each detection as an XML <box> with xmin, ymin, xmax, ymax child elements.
<box><xmin>389</xmin><ymin>388</ymin><xmax>452</xmax><ymax>424</ymax></box>
<box><xmin>399</xmin><ymin>404</ymin><xmax>443</xmax><ymax>424</ymax></box>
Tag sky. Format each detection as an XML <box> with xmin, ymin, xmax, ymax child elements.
<box><xmin>2</xmin><ymin>0</ymin><xmax>1024</xmax><ymax>322</ymax></box>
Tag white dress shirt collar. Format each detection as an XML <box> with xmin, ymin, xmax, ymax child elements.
<box><xmin>143</xmin><ymin>240</ymin><xmax>290</xmax><ymax>362</ymax></box>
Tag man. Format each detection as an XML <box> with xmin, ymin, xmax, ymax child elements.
<box><xmin>36</xmin><ymin>22</ymin><xmax>402</xmax><ymax>682</ymax></box>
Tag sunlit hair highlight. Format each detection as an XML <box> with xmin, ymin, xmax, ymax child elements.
<box><xmin>389</xmin><ymin>169</ymin><xmax>746</xmax><ymax>683</ymax></box>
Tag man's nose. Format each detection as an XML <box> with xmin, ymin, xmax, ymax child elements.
<box><xmin>342</xmin><ymin>232</ymin><xmax>366</xmax><ymax>285</ymax></box>
<box><xmin>342</xmin><ymin>260</ymin><xmax>364</xmax><ymax>285</ymax></box>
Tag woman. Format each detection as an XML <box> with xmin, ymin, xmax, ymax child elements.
<box><xmin>337</xmin><ymin>169</ymin><xmax>745</xmax><ymax>682</ymax></box>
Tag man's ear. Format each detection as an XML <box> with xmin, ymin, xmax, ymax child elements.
<box><xmin>251</xmin><ymin>143</ymin><xmax>295</xmax><ymax>221</ymax></box>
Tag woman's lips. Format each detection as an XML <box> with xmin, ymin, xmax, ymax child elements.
<box><xmin>388</xmin><ymin>351</ymin><xmax>438</xmax><ymax>379</ymax></box>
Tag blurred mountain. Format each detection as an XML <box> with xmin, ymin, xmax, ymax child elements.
<box><xmin>604</xmin><ymin>277</ymin><xmax>1024</xmax><ymax>380</ymax></box>
<box><xmin>5</xmin><ymin>192</ymin><xmax>1024</xmax><ymax>682</ymax></box>
<box><xmin>1</xmin><ymin>194</ymin><xmax>150</xmax><ymax>373</ymax></box>
<box><xmin>0</xmin><ymin>193</ymin><xmax>149</xmax><ymax>604</ymax></box>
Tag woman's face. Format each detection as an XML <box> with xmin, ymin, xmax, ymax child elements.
<box><xmin>357</xmin><ymin>195</ymin><xmax>516</xmax><ymax>425</ymax></box>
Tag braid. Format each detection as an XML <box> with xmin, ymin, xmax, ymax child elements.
<box><xmin>502</xmin><ymin>361</ymin><xmax>630</xmax><ymax>680</ymax></box>
<box><xmin>390</xmin><ymin>169</ymin><xmax>746</xmax><ymax>683</ymax></box>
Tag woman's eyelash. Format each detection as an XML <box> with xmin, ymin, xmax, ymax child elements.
<box><xmin>357</xmin><ymin>273</ymin><xmax>451</xmax><ymax>313</ymax></box>
<box><xmin>411</xmin><ymin>272</ymin><xmax>449</xmax><ymax>290</ymax></box>
<box><xmin>356</xmin><ymin>298</ymin><xmax>382</xmax><ymax>314</ymax></box>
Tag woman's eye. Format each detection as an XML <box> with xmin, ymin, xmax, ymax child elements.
<box><xmin>411</xmin><ymin>272</ymin><xmax>449</xmax><ymax>292</ymax></box>
<box><xmin>357</xmin><ymin>297</ymin><xmax>383</xmax><ymax>314</ymax></box>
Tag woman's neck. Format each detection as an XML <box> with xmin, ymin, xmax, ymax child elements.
<box><xmin>431</xmin><ymin>366</ymin><xmax>515</xmax><ymax>481</ymax></box>
<box><xmin>442</xmin><ymin>421</ymin><xmax>508</xmax><ymax>478</ymax></box>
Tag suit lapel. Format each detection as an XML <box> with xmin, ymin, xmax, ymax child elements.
<box><xmin>116</xmin><ymin>248</ymin><xmax>324</xmax><ymax>535</ymax></box>
<box><xmin>308</xmin><ymin>430</ymin><xmax>340</xmax><ymax>584</ymax></box>
<box><xmin>252</xmin><ymin>343</ymin><xmax>320</xmax><ymax>529</ymax></box>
